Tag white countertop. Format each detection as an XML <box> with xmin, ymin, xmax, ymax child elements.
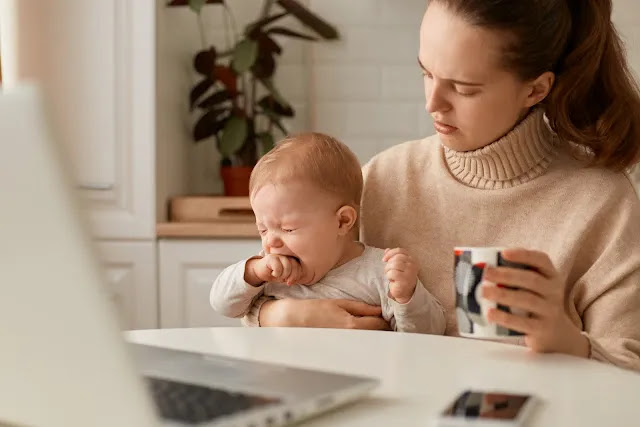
<box><xmin>127</xmin><ymin>327</ymin><xmax>640</xmax><ymax>426</ymax></box>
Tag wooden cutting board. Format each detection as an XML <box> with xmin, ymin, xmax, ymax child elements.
<box><xmin>157</xmin><ymin>196</ymin><xmax>258</xmax><ymax>238</ymax></box>
<box><xmin>169</xmin><ymin>196</ymin><xmax>254</xmax><ymax>223</ymax></box>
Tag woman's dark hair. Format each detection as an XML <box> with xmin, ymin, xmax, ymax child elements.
<box><xmin>434</xmin><ymin>0</ymin><xmax>640</xmax><ymax>170</ymax></box>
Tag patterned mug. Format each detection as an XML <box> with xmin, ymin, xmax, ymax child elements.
<box><xmin>454</xmin><ymin>247</ymin><xmax>532</xmax><ymax>339</ymax></box>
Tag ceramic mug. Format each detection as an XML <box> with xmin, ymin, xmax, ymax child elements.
<box><xmin>454</xmin><ymin>247</ymin><xmax>532</xmax><ymax>339</ymax></box>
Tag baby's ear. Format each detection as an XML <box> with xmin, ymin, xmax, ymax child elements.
<box><xmin>336</xmin><ymin>205</ymin><xmax>357</xmax><ymax>236</ymax></box>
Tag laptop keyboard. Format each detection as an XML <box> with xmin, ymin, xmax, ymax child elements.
<box><xmin>145</xmin><ymin>376</ymin><xmax>282</xmax><ymax>425</ymax></box>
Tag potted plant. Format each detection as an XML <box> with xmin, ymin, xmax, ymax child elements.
<box><xmin>167</xmin><ymin>0</ymin><xmax>339</xmax><ymax>196</ymax></box>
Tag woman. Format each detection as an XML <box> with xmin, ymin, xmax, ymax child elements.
<box><xmin>243</xmin><ymin>0</ymin><xmax>640</xmax><ymax>371</ymax></box>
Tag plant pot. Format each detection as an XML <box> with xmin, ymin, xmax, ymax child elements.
<box><xmin>220</xmin><ymin>166</ymin><xmax>253</xmax><ymax>197</ymax></box>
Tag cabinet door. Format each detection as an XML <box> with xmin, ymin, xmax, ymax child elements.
<box><xmin>97</xmin><ymin>241</ymin><xmax>158</xmax><ymax>330</ymax></box>
<box><xmin>158</xmin><ymin>240</ymin><xmax>263</xmax><ymax>328</ymax></box>
<box><xmin>0</xmin><ymin>0</ymin><xmax>155</xmax><ymax>239</ymax></box>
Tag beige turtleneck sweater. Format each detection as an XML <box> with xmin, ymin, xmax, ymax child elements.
<box><xmin>359</xmin><ymin>109</ymin><xmax>640</xmax><ymax>372</ymax></box>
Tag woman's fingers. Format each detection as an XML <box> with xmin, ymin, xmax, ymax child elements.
<box><xmin>487</xmin><ymin>307</ymin><xmax>540</xmax><ymax>335</ymax></box>
<box><xmin>351</xmin><ymin>316</ymin><xmax>391</xmax><ymax>330</ymax></box>
<box><xmin>336</xmin><ymin>299</ymin><xmax>383</xmax><ymax>316</ymax></box>
<box><xmin>482</xmin><ymin>286</ymin><xmax>548</xmax><ymax>316</ymax></box>
<box><xmin>501</xmin><ymin>248</ymin><xmax>555</xmax><ymax>279</ymax></box>
<box><xmin>482</xmin><ymin>267</ymin><xmax>548</xmax><ymax>297</ymax></box>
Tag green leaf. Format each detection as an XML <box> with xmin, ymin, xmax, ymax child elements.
<box><xmin>219</xmin><ymin>116</ymin><xmax>248</xmax><ymax>156</ymax></box>
<box><xmin>231</xmin><ymin>39</ymin><xmax>259</xmax><ymax>74</ymax></box>
<box><xmin>188</xmin><ymin>0</ymin><xmax>206</xmax><ymax>13</ymax></box>
<box><xmin>256</xmin><ymin>33</ymin><xmax>282</xmax><ymax>55</ymax></box>
<box><xmin>197</xmin><ymin>89</ymin><xmax>233</xmax><ymax>109</ymax></box>
<box><xmin>250</xmin><ymin>51</ymin><xmax>276</xmax><ymax>79</ymax></box>
<box><xmin>193</xmin><ymin>108</ymin><xmax>227</xmax><ymax>142</ymax></box>
<box><xmin>257</xmin><ymin>132</ymin><xmax>275</xmax><ymax>156</ymax></box>
<box><xmin>258</xmin><ymin>95</ymin><xmax>294</xmax><ymax>117</ymax></box>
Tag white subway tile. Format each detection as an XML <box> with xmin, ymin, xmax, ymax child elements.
<box><xmin>308</xmin><ymin>0</ymin><xmax>379</xmax><ymax>25</ymax></box>
<box><xmin>618</xmin><ymin>24</ymin><xmax>640</xmax><ymax>80</ymax></box>
<box><xmin>612</xmin><ymin>0</ymin><xmax>640</xmax><ymax>27</ymax></box>
<box><xmin>342</xmin><ymin>137</ymin><xmax>385</xmax><ymax>164</ymax></box>
<box><xmin>313</xmin><ymin>65</ymin><xmax>381</xmax><ymax>101</ymax></box>
<box><xmin>346</xmin><ymin>102</ymin><xmax>419</xmax><ymax>137</ymax></box>
<box><xmin>277</xmin><ymin>38</ymin><xmax>307</xmax><ymax>65</ymax></box>
<box><xmin>377</xmin><ymin>28</ymin><xmax>420</xmax><ymax>64</ymax></box>
<box><xmin>282</xmin><ymin>102</ymin><xmax>310</xmax><ymax>135</ymax></box>
<box><xmin>381</xmin><ymin>65</ymin><xmax>424</xmax><ymax>101</ymax></box>
<box><xmin>312</xmin><ymin>28</ymin><xmax>418</xmax><ymax>64</ymax></box>
<box><xmin>376</xmin><ymin>0</ymin><xmax>426</xmax><ymax>26</ymax></box>
<box><xmin>273</xmin><ymin>65</ymin><xmax>308</xmax><ymax>103</ymax></box>
<box><xmin>313</xmin><ymin>102</ymin><xmax>349</xmax><ymax>136</ymax></box>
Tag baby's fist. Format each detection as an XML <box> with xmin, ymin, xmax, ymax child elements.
<box><xmin>252</xmin><ymin>254</ymin><xmax>303</xmax><ymax>286</ymax></box>
<box><xmin>383</xmin><ymin>248</ymin><xmax>418</xmax><ymax>304</ymax></box>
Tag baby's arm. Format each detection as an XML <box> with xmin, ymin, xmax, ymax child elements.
<box><xmin>388</xmin><ymin>278</ymin><xmax>446</xmax><ymax>334</ymax></box>
<box><xmin>211</xmin><ymin>254</ymin><xmax>304</xmax><ymax>319</ymax></box>
<box><xmin>383</xmin><ymin>248</ymin><xmax>446</xmax><ymax>334</ymax></box>
<box><xmin>210</xmin><ymin>256</ymin><xmax>265</xmax><ymax>318</ymax></box>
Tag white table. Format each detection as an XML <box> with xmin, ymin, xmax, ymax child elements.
<box><xmin>127</xmin><ymin>328</ymin><xmax>640</xmax><ymax>426</ymax></box>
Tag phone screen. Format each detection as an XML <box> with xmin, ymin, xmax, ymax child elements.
<box><xmin>442</xmin><ymin>390</ymin><xmax>531</xmax><ymax>420</ymax></box>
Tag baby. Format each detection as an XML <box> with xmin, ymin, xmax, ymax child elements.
<box><xmin>210</xmin><ymin>132</ymin><xmax>445</xmax><ymax>333</ymax></box>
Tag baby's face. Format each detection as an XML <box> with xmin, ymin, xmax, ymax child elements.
<box><xmin>251</xmin><ymin>181</ymin><xmax>346</xmax><ymax>285</ymax></box>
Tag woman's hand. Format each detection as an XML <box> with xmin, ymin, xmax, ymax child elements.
<box><xmin>481</xmin><ymin>248</ymin><xmax>589</xmax><ymax>358</ymax></box>
<box><xmin>258</xmin><ymin>298</ymin><xmax>391</xmax><ymax>330</ymax></box>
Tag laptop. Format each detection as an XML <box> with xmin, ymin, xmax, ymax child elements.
<box><xmin>0</xmin><ymin>84</ymin><xmax>378</xmax><ymax>427</ymax></box>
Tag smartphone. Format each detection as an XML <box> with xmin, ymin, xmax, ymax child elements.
<box><xmin>435</xmin><ymin>390</ymin><xmax>539</xmax><ymax>427</ymax></box>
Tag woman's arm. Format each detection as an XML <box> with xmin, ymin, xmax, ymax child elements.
<box><xmin>244</xmin><ymin>297</ymin><xmax>391</xmax><ymax>330</ymax></box>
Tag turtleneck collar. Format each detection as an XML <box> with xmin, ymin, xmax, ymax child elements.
<box><xmin>443</xmin><ymin>108</ymin><xmax>558</xmax><ymax>189</ymax></box>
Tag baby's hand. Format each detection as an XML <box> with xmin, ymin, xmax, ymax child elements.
<box><xmin>383</xmin><ymin>248</ymin><xmax>418</xmax><ymax>304</ymax></box>
<box><xmin>250</xmin><ymin>254</ymin><xmax>303</xmax><ymax>286</ymax></box>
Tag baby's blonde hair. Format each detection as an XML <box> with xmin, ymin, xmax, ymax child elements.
<box><xmin>249</xmin><ymin>132</ymin><xmax>363</xmax><ymax>229</ymax></box>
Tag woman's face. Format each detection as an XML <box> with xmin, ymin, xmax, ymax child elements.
<box><xmin>419</xmin><ymin>2</ymin><xmax>537</xmax><ymax>151</ymax></box>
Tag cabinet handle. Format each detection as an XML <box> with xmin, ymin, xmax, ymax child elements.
<box><xmin>78</xmin><ymin>183</ymin><xmax>114</xmax><ymax>191</ymax></box>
